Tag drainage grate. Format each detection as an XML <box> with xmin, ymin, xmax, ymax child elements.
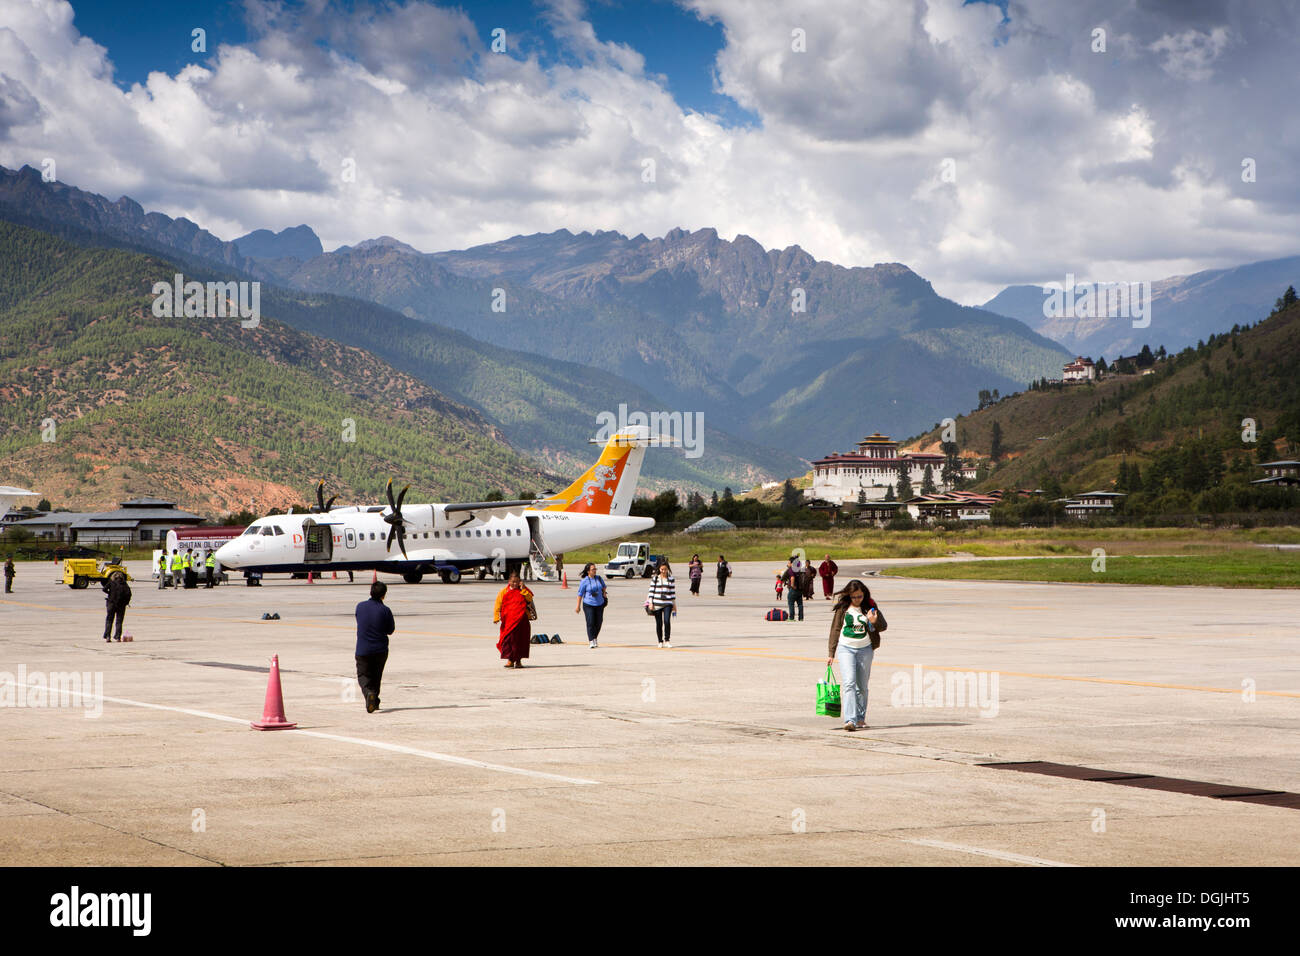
<box><xmin>983</xmin><ymin>762</ymin><xmax>1148</xmax><ymax>782</ymax></box>
<box><xmin>982</xmin><ymin>760</ymin><xmax>1300</xmax><ymax>810</ymax></box>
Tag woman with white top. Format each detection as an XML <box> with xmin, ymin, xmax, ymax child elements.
<box><xmin>826</xmin><ymin>580</ymin><xmax>887</xmax><ymax>731</ymax></box>
<box><xmin>647</xmin><ymin>561</ymin><xmax>677</xmax><ymax>647</ymax></box>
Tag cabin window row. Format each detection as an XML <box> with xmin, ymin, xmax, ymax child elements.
<box><xmin>356</xmin><ymin>528</ymin><xmax>518</xmax><ymax>540</ymax></box>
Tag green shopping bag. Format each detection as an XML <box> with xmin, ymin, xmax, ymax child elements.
<box><xmin>816</xmin><ymin>665</ymin><xmax>841</xmax><ymax>717</ymax></box>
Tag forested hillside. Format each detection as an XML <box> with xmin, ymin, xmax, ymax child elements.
<box><xmin>0</xmin><ymin>222</ymin><xmax>556</xmax><ymax>513</ymax></box>
<box><xmin>908</xmin><ymin>295</ymin><xmax>1300</xmax><ymax>515</ymax></box>
<box><xmin>0</xmin><ymin>167</ymin><xmax>804</xmax><ymax>491</ymax></box>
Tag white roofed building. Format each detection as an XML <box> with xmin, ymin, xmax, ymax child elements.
<box><xmin>1063</xmin><ymin>357</ymin><xmax>1096</xmax><ymax>382</ymax></box>
<box><xmin>810</xmin><ymin>433</ymin><xmax>952</xmax><ymax>505</ymax></box>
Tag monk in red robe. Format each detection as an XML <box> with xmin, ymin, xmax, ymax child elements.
<box><xmin>818</xmin><ymin>555</ymin><xmax>839</xmax><ymax>599</ymax></box>
<box><xmin>494</xmin><ymin>572</ymin><xmax>535</xmax><ymax>668</ymax></box>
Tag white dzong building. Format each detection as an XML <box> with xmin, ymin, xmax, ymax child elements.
<box><xmin>810</xmin><ymin>433</ymin><xmax>950</xmax><ymax>505</ymax></box>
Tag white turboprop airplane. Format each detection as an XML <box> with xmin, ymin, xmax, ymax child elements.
<box><xmin>214</xmin><ymin>429</ymin><xmax>657</xmax><ymax>583</ymax></box>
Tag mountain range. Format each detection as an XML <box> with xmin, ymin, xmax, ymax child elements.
<box><xmin>0</xmin><ymin>222</ymin><xmax>557</xmax><ymax>512</ymax></box>
<box><xmin>982</xmin><ymin>256</ymin><xmax>1300</xmax><ymax>362</ymax></box>
<box><xmin>4</xmin><ymin>161</ymin><xmax>1189</xmax><ymax>491</ymax></box>
<box><xmin>247</xmin><ymin>222</ymin><xmax>1072</xmax><ymax>457</ymax></box>
<box><xmin>0</xmin><ymin>165</ymin><xmax>803</xmax><ymax>493</ymax></box>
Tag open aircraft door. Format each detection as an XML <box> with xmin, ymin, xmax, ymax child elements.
<box><xmin>301</xmin><ymin>517</ymin><xmax>335</xmax><ymax>563</ymax></box>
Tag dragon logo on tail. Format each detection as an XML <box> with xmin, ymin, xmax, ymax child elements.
<box><xmin>574</xmin><ymin>464</ymin><xmax>620</xmax><ymax>509</ymax></box>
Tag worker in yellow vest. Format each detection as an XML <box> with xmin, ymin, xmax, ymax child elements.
<box><xmin>169</xmin><ymin>549</ymin><xmax>182</xmax><ymax>588</ymax></box>
<box><xmin>205</xmin><ymin>551</ymin><xmax>216</xmax><ymax>588</ymax></box>
<box><xmin>182</xmin><ymin>549</ymin><xmax>193</xmax><ymax>589</ymax></box>
<box><xmin>157</xmin><ymin>552</ymin><xmax>167</xmax><ymax>589</ymax></box>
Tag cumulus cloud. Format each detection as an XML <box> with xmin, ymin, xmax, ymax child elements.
<box><xmin>0</xmin><ymin>0</ymin><xmax>1296</xmax><ymax>305</ymax></box>
<box><xmin>1149</xmin><ymin>26</ymin><xmax>1231</xmax><ymax>81</ymax></box>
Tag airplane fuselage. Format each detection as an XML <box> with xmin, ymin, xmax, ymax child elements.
<box><xmin>215</xmin><ymin>505</ymin><xmax>653</xmax><ymax>577</ymax></box>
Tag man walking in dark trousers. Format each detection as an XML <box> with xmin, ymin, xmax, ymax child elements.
<box><xmin>781</xmin><ymin>559</ymin><xmax>804</xmax><ymax>621</ymax></box>
<box><xmin>103</xmin><ymin>571</ymin><xmax>131</xmax><ymax>642</ymax></box>
<box><xmin>355</xmin><ymin>580</ymin><xmax>396</xmax><ymax>713</ymax></box>
<box><xmin>3</xmin><ymin>556</ymin><xmax>14</xmax><ymax>593</ymax></box>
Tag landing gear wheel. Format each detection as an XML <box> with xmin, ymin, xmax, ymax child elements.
<box><xmin>441</xmin><ymin>568</ymin><xmax>461</xmax><ymax>584</ymax></box>
<box><xmin>476</xmin><ymin>567</ymin><xmax>487</xmax><ymax>580</ymax></box>
<box><xmin>402</xmin><ymin>571</ymin><xmax>423</xmax><ymax>584</ymax></box>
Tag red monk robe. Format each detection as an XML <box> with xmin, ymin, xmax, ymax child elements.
<box><xmin>818</xmin><ymin>558</ymin><xmax>838</xmax><ymax>598</ymax></box>
<box><xmin>494</xmin><ymin>582</ymin><xmax>534</xmax><ymax>666</ymax></box>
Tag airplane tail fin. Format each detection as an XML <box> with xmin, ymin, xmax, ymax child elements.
<box><xmin>539</xmin><ymin>427</ymin><xmax>653</xmax><ymax>516</ymax></box>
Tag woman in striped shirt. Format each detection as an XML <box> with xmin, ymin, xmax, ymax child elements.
<box><xmin>647</xmin><ymin>560</ymin><xmax>677</xmax><ymax>648</ymax></box>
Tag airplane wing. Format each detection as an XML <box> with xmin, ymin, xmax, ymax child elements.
<box><xmin>443</xmin><ymin>498</ymin><xmax>573</xmax><ymax>519</ymax></box>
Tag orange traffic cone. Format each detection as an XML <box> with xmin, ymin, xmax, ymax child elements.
<box><xmin>307</xmin><ymin>571</ymin><xmax>314</xmax><ymax>583</ymax></box>
<box><xmin>332</xmin><ymin>571</ymin><xmax>337</xmax><ymax>580</ymax></box>
<box><xmin>561</xmin><ymin>573</ymin><xmax>568</xmax><ymax>589</ymax></box>
<box><xmin>371</xmin><ymin>570</ymin><xmax>378</xmax><ymax>584</ymax></box>
<box><xmin>251</xmin><ymin>654</ymin><xmax>297</xmax><ymax>730</ymax></box>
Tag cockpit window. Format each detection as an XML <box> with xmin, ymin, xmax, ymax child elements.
<box><xmin>272</xmin><ymin>526</ymin><xmax>285</xmax><ymax>535</ymax></box>
<box><xmin>243</xmin><ymin>525</ymin><xmax>260</xmax><ymax>536</ymax></box>
<box><xmin>261</xmin><ymin>526</ymin><xmax>275</xmax><ymax>536</ymax></box>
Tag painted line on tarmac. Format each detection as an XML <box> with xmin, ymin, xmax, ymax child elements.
<box><xmin>0</xmin><ymin>680</ymin><xmax>599</xmax><ymax>786</ymax></box>
<box><xmin>12</xmin><ymin>602</ymin><xmax>1296</xmax><ymax>699</ymax></box>
<box><xmin>287</xmin><ymin>729</ymin><xmax>599</xmax><ymax>784</ymax></box>
<box><xmin>661</xmin><ymin>648</ymin><xmax>1300</xmax><ymax>698</ymax></box>
<box><xmin>901</xmin><ymin>838</ymin><xmax>1077</xmax><ymax>867</ymax></box>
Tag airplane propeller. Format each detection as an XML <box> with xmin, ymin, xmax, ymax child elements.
<box><xmin>312</xmin><ymin>481</ymin><xmax>338</xmax><ymax>514</ymax></box>
<box><xmin>383</xmin><ymin>479</ymin><xmax>410</xmax><ymax>559</ymax></box>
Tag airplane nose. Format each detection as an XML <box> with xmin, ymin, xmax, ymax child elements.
<box><xmin>214</xmin><ymin>541</ymin><xmax>239</xmax><ymax>566</ymax></box>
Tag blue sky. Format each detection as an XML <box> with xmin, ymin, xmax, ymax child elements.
<box><xmin>71</xmin><ymin>0</ymin><xmax>757</xmax><ymax>125</ymax></box>
<box><xmin>6</xmin><ymin>0</ymin><xmax>1296</xmax><ymax>303</ymax></box>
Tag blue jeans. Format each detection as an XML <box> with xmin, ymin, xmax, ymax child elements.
<box><xmin>653</xmin><ymin>607</ymin><xmax>672</xmax><ymax>642</ymax></box>
<box><xmin>787</xmin><ymin>588</ymin><xmax>803</xmax><ymax>620</ymax></box>
<box><xmin>836</xmin><ymin>643</ymin><xmax>875</xmax><ymax>724</ymax></box>
<box><xmin>583</xmin><ymin>603</ymin><xmax>604</xmax><ymax>641</ymax></box>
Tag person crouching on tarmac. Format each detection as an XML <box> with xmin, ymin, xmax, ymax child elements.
<box><xmin>355</xmin><ymin>580</ymin><xmax>396</xmax><ymax>713</ymax></box>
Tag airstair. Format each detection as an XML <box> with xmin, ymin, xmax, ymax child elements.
<box><xmin>527</xmin><ymin>518</ymin><xmax>560</xmax><ymax>582</ymax></box>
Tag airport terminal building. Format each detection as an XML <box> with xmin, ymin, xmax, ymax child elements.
<box><xmin>10</xmin><ymin>497</ymin><xmax>203</xmax><ymax>547</ymax></box>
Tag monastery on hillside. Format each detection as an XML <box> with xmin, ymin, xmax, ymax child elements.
<box><xmin>809</xmin><ymin>433</ymin><xmax>966</xmax><ymax>505</ymax></box>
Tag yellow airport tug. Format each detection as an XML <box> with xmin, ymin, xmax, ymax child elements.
<box><xmin>62</xmin><ymin>558</ymin><xmax>131</xmax><ymax>591</ymax></box>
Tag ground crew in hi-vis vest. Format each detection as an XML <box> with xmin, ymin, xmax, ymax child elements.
<box><xmin>157</xmin><ymin>553</ymin><xmax>167</xmax><ymax>589</ymax></box>
<box><xmin>169</xmin><ymin>549</ymin><xmax>181</xmax><ymax>588</ymax></box>
<box><xmin>205</xmin><ymin>551</ymin><xmax>216</xmax><ymax>588</ymax></box>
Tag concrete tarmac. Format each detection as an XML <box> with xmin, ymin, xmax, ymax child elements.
<box><xmin>1</xmin><ymin>558</ymin><xmax>1297</xmax><ymax>866</ymax></box>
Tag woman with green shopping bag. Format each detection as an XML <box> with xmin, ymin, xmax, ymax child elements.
<box><xmin>826</xmin><ymin>580</ymin><xmax>886</xmax><ymax>731</ymax></box>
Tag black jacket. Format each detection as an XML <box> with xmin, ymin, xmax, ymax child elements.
<box><xmin>106</xmin><ymin>577</ymin><xmax>132</xmax><ymax>610</ymax></box>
